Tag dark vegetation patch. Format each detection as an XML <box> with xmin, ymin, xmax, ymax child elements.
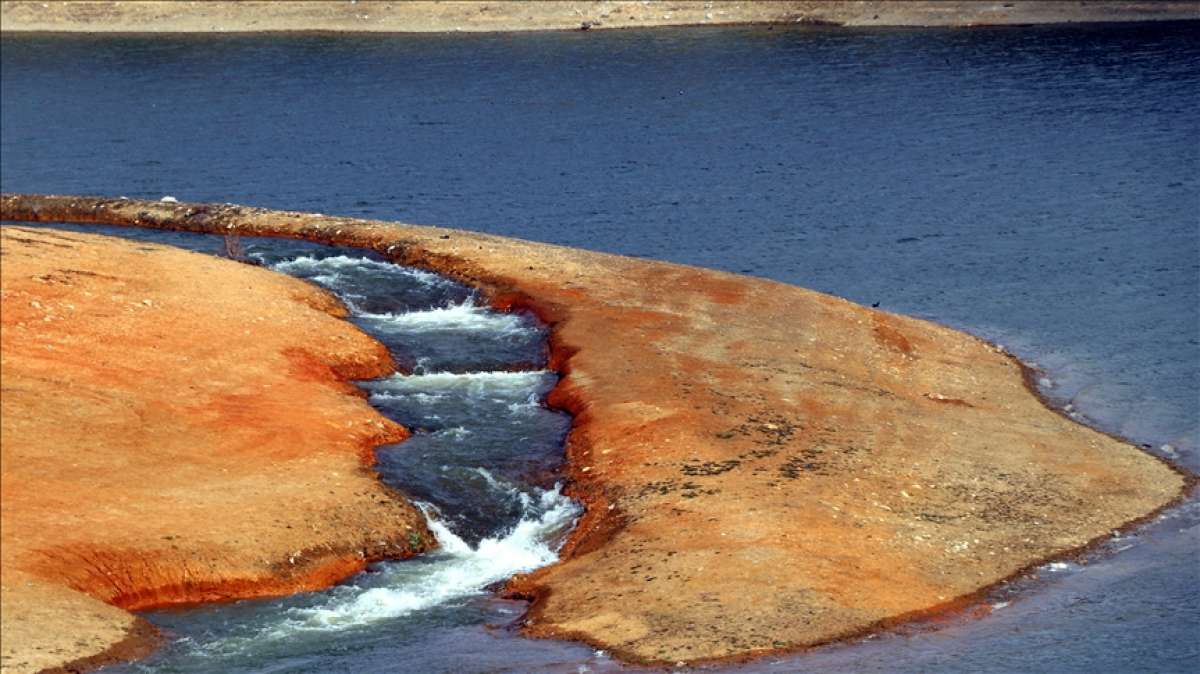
<box><xmin>681</xmin><ymin>460</ymin><xmax>740</xmax><ymax>476</ymax></box>
<box><xmin>680</xmin><ymin>481</ymin><xmax>720</xmax><ymax>499</ymax></box>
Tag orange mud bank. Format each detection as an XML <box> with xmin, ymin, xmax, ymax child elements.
<box><xmin>1</xmin><ymin>195</ymin><xmax>1189</xmax><ymax>667</ymax></box>
<box><xmin>0</xmin><ymin>226</ymin><xmax>433</xmax><ymax>674</ymax></box>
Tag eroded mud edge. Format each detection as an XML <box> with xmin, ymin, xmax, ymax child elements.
<box><xmin>39</xmin><ymin>618</ymin><xmax>159</xmax><ymax>674</ymax></box>
<box><xmin>2</xmin><ymin>193</ymin><xmax>1194</xmax><ymax>669</ymax></box>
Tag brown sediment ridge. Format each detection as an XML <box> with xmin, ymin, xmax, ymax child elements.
<box><xmin>0</xmin><ymin>224</ymin><xmax>434</xmax><ymax>674</ymax></box>
<box><xmin>1</xmin><ymin>1</ymin><xmax>1197</xmax><ymax>33</ymax></box>
<box><xmin>1</xmin><ymin>193</ymin><xmax>1190</xmax><ymax>667</ymax></box>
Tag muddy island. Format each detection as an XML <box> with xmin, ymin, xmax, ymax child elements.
<box><xmin>0</xmin><ymin>194</ymin><xmax>1188</xmax><ymax>669</ymax></box>
<box><xmin>0</xmin><ymin>226</ymin><xmax>433</xmax><ymax>674</ymax></box>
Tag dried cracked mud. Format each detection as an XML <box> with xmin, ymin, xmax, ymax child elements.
<box><xmin>0</xmin><ymin>194</ymin><xmax>1188</xmax><ymax>669</ymax></box>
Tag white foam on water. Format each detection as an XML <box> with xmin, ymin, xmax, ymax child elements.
<box><xmin>199</xmin><ymin>485</ymin><xmax>580</xmax><ymax>652</ymax></box>
<box><xmin>438</xmin><ymin>426</ymin><xmax>473</xmax><ymax>439</ymax></box>
<box><xmin>405</xmin><ymin>392</ymin><xmax>448</xmax><ymax>405</ymax></box>
<box><xmin>507</xmin><ymin>399</ymin><xmax>543</xmax><ymax>415</ymax></box>
<box><xmin>367</xmin><ymin>370</ymin><xmax>552</xmax><ymax>402</ymax></box>
<box><xmin>470</xmin><ymin>468</ymin><xmax>536</xmax><ymax>511</ymax></box>
<box><xmin>271</xmin><ymin>254</ymin><xmax>447</xmax><ymax>287</ymax></box>
<box><xmin>357</xmin><ymin>302</ymin><xmax>533</xmax><ymax>336</ymax></box>
<box><xmin>270</xmin><ymin>255</ymin><xmax>544</xmax><ymax>340</ymax></box>
<box><xmin>307</xmin><ymin>272</ymin><xmax>344</xmax><ymax>288</ymax></box>
<box><xmin>473</xmin><ymin>467</ymin><xmax>516</xmax><ymax>494</ymax></box>
<box><xmin>175</xmin><ymin>251</ymin><xmax>573</xmax><ymax>661</ymax></box>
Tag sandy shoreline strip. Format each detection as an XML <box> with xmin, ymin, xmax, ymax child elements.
<box><xmin>0</xmin><ymin>226</ymin><xmax>433</xmax><ymax>674</ymax></box>
<box><xmin>1</xmin><ymin>1</ymin><xmax>1197</xmax><ymax>33</ymax></box>
<box><xmin>2</xmin><ymin>193</ymin><xmax>1188</xmax><ymax>668</ymax></box>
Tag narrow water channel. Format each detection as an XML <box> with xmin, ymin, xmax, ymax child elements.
<box><xmin>26</xmin><ymin>224</ymin><xmax>617</xmax><ymax>674</ymax></box>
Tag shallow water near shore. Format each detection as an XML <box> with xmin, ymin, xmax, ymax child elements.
<box><xmin>3</xmin><ymin>20</ymin><xmax>1198</xmax><ymax>673</ymax></box>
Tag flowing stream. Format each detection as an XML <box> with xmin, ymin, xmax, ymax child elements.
<box><xmin>45</xmin><ymin>226</ymin><xmax>614</xmax><ymax>674</ymax></box>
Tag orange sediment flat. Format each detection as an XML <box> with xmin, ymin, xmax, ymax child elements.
<box><xmin>0</xmin><ymin>195</ymin><xmax>1189</xmax><ymax>667</ymax></box>
<box><xmin>0</xmin><ymin>226</ymin><xmax>433</xmax><ymax>674</ymax></box>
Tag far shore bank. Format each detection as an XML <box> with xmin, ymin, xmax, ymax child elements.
<box><xmin>1</xmin><ymin>1</ymin><xmax>1197</xmax><ymax>34</ymax></box>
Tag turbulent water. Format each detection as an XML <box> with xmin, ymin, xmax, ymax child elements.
<box><xmin>3</xmin><ymin>20</ymin><xmax>1198</xmax><ymax>674</ymax></box>
<box><xmin>37</xmin><ymin>228</ymin><xmax>605</xmax><ymax>674</ymax></box>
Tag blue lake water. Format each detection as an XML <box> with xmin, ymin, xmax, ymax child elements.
<box><xmin>2</xmin><ymin>21</ymin><xmax>1198</xmax><ymax>673</ymax></box>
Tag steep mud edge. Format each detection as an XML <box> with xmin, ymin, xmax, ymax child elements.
<box><xmin>1</xmin><ymin>194</ymin><xmax>1190</xmax><ymax>667</ymax></box>
<box><xmin>1</xmin><ymin>1</ymin><xmax>1197</xmax><ymax>33</ymax></box>
<box><xmin>0</xmin><ymin>226</ymin><xmax>433</xmax><ymax>674</ymax></box>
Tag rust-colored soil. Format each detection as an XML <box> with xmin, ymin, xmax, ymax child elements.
<box><xmin>1</xmin><ymin>196</ymin><xmax>1188</xmax><ymax>667</ymax></box>
<box><xmin>1</xmin><ymin>0</ymin><xmax>1196</xmax><ymax>33</ymax></box>
<box><xmin>0</xmin><ymin>226</ymin><xmax>432</xmax><ymax>674</ymax></box>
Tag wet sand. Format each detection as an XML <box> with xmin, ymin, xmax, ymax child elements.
<box><xmin>1</xmin><ymin>194</ymin><xmax>1188</xmax><ymax>668</ymax></box>
<box><xmin>1</xmin><ymin>1</ymin><xmax>1196</xmax><ymax>33</ymax></box>
<box><xmin>0</xmin><ymin>227</ymin><xmax>432</xmax><ymax>674</ymax></box>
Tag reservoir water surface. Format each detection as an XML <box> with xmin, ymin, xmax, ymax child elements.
<box><xmin>2</xmin><ymin>21</ymin><xmax>1197</xmax><ymax>673</ymax></box>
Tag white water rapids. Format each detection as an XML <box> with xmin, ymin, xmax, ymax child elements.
<box><xmin>145</xmin><ymin>252</ymin><xmax>583</xmax><ymax>661</ymax></box>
